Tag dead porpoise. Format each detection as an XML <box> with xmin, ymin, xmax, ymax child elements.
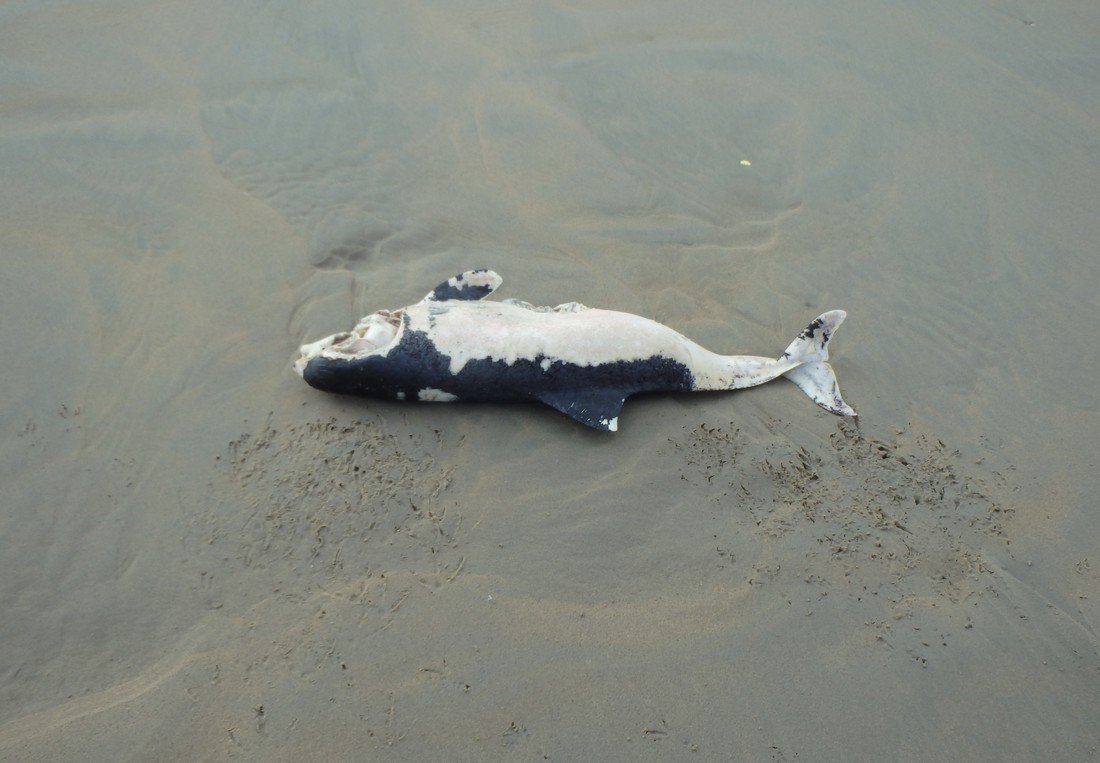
<box><xmin>294</xmin><ymin>269</ymin><xmax>854</xmax><ymax>432</ymax></box>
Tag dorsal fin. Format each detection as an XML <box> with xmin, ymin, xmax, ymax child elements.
<box><xmin>421</xmin><ymin>269</ymin><xmax>502</xmax><ymax>302</ymax></box>
<box><xmin>536</xmin><ymin>389</ymin><xmax>626</xmax><ymax>432</ymax></box>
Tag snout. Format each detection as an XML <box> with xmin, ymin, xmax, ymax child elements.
<box><xmin>300</xmin><ymin>356</ymin><xmax>336</xmax><ymax>390</ymax></box>
<box><xmin>293</xmin><ymin>335</ymin><xmax>338</xmax><ymax>378</ymax></box>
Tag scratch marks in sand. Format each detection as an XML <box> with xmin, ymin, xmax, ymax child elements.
<box><xmin>669</xmin><ymin>420</ymin><xmax>1017</xmax><ymax>662</ymax></box>
<box><xmin>201</xmin><ymin>417</ymin><xmax>464</xmax><ymax>595</ymax></box>
<box><xmin>180</xmin><ymin>417</ymin><xmax>466</xmax><ymax>750</ymax></box>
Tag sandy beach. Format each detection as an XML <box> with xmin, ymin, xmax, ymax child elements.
<box><xmin>1</xmin><ymin>1</ymin><xmax>1098</xmax><ymax>759</ymax></box>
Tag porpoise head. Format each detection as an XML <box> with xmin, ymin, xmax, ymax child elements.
<box><xmin>293</xmin><ymin>310</ymin><xmax>403</xmax><ymax>378</ymax></box>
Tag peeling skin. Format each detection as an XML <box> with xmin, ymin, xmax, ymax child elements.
<box><xmin>417</xmin><ymin>387</ymin><xmax>458</xmax><ymax>402</ymax></box>
<box><xmin>294</xmin><ymin>270</ymin><xmax>854</xmax><ymax>431</ymax></box>
<box><xmin>293</xmin><ymin>311</ymin><xmax>401</xmax><ymax>376</ymax></box>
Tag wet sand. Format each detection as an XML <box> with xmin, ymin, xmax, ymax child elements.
<box><xmin>2</xmin><ymin>1</ymin><xmax>1098</xmax><ymax>759</ymax></box>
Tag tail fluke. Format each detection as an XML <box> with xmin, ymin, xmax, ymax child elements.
<box><xmin>780</xmin><ymin>310</ymin><xmax>856</xmax><ymax>416</ymax></box>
